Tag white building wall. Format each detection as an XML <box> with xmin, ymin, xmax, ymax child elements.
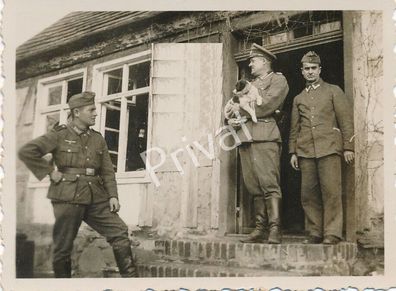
<box><xmin>352</xmin><ymin>11</ymin><xmax>384</xmax><ymax>232</ymax></box>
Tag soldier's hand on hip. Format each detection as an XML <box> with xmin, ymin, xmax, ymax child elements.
<box><xmin>49</xmin><ymin>170</ymin><xmax>63</xmax><ymax>183</ymax></box>
<box><xmin>344</xmin><ymin>151</ymin><xmax>355</xmax><ymax>164</ymax></box>
<box><xmin>109</xmin><ymin>197</ymin><xmax>120</xmax><ymax>212</ymax></box>
<box><xmin>290</xmin><ymin>154</ymin><xmax>300</xmax><ymax>171</ymax></box>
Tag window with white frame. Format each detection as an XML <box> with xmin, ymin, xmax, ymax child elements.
<box><xmin>93</xmin><ymin>50</ymin><xmax>151</xmax><ymax>174</ymax></box>
<box><xmin>36</xmin><ymin>69</ymin><xmax>87</xmax><ymax>136</ymax></box>
<box><xmin>28</xmin><ymin>69</ymin><xmax>87</xmax><ymax>186</ymax></box>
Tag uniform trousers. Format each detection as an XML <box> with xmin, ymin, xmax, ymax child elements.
<box><xmin>239</xmin><ymin>142</ymin><xmax>282</xmax><ymax>199</ymax></box>
<box><xmin>52</xmin><ymin>200</ymin><xmax>130</xmax><ymax>264</ymax></box>
<box><xmin>299</xmin><ymin>154</ymin><xmax>343</xmax><ymax>239</ymax></box>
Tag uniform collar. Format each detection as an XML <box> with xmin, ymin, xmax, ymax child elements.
<box><xmin>68</xmin><ymin>122</ymin><xmax>91</xmax><ymax>136</ymax></box>
<box><xmin>305</xmin><ymin>78</ymin><xmax>322</xmax><ymax>92</ymax></box>
<box><xmin>256</xmin><ymin>71</ymin><xmax>273</xmax><ymax>81</ymax></box>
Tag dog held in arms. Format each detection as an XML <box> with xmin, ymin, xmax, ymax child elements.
<box><xmin>232</xmin><ymin>79</ymin><xmax>262</xmax><ymax>123</ymax></box>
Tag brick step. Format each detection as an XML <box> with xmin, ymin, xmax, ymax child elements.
<box><xmin>150</xmin><ymin>237</ymin><xmax>357</xmax><ymax>271</ymax></box>
<box><xmin>103</xmin><ymin>260</ymin><xmax>316</xmax><ymax>278</ymax></box>
<box><xmin>28</xmin><ymin>234</ymin><xmax>358</xmax><ymax>277</ymax></box>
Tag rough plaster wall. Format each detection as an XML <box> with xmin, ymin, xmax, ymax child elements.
<box><xmin>352</xmin><ymin>11</ymin><xmax>383</xmax><ymax>232</ymax></box>
<box><xmin>150</xmin><ymin>172</ymin><xmax>183</xmax><ymax>236</ymax></box>
<box><xmin>117</xmin><ymin>184</ymin><xmax>141</xmax><ymax>225</ymax></box>
<box><xmin>30</xmin><ymin>188</ymin><xmax>55</xmax><ymax>224</ymax></box>
<box><xmin>16</xmin><ymin>85</ymin><xmax>38</xmax><ymax>224</ymax></box>
<box><xmin>364</xmin><ymin>11</ymin><xmax>384</xmax><ymax>220</ymax></box>
<box><xmin>196</xmin><ymin>167</ymin><xmax>213</xmax><ymax>232</ymax></box>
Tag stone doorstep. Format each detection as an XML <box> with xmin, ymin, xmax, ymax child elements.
<box><xmin>31</xmin><ymin>242</ymin><xmax>356</xmax><ymax>278</ymax></box>
<box><xmin>151</xmin><ymin>239</ymin><xmax>358</xmax><ymax>268</ymax></box>
<box><xmin>134</xmin><ymin>247</ymin><xmax>355</xmax><ymax>276</ymax></box>
<box><xmin>29</xmin><ymin>235</ymin><xmax>359</xmax><ymax>278</ymax></box>
<box><xmin>103</xmin><ymin>261</ymin><xmax>316</xmax><ymax>278</ymax></box>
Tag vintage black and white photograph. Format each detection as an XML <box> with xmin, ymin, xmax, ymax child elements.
<box><xmin>5</xmin><ymin>3</ymin><xmax>393</xmax><ymax>288</ymax></box>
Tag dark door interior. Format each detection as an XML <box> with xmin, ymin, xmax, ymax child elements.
<box><xmin>236</xmin><ymin>40</ymin><xmax>344</xmax><ymax>235</ymax></box>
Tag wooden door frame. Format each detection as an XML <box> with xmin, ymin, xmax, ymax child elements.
<box><xmin>228</xmin><ymin>13</ymin><xmax>356</xmax><ymax>240</ymax></box>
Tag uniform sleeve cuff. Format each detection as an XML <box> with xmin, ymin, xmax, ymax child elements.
<box><xmin>343</xmin><ymin>144</ymin><xmax>354</xmax><ymax>151</ymax></box>
<box><xmin>35</xmin><ymin>166</ymin><xmax>55</xmax><ymax>181</ymax></box>
<box><xmin>288</xmin><ymin>144</ymin><xmax>296</xmax><ymax>154</ymax></box>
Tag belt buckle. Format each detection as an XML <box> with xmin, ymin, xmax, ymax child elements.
<box><xmin>86</xmin><ymin>168</ymin><xmax>95</xmax><ymax>176</ymax></box>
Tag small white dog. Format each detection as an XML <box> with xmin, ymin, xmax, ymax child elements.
<box><xmin>232</xmin><ymin>80</ymin><xmax>262</xmax><ymax>123</ymax></box>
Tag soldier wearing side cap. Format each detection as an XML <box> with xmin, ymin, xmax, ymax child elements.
<box><xmin>224</xmin><ymin>43</ymin><xmax>289</xmax><ymax>244</ymax></box>
<box><xmin>289</xmin><ymin>52</ymin><xmax>354</xmax><ymax>245</ymax></box>
<box><xmin>18</xmin><ymin>91</ymin><xmax>139</xmax><ymax>278</ymax></box>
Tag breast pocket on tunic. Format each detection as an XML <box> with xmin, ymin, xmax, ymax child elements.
<box><xmin>58</xmin><ymin>145</ymin><xmax>80</xmax><ymax>167</ymax></box>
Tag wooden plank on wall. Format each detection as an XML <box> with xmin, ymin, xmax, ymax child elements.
<box><xmin>217</xmin><ymin>29</ymin><xmax>239</xmax><ymax>235</ymax></box>
<box><xmin>230</xmin><ymin>11</ymin><xmax>304</xmax><ymax>32</ymax></box>
<box><xmin>202</xmin><ymin>44</ymin><xmax>224</xmax><ymax>229</ymax></box>
<box><xmin>342</xmin><ymin>11</ymin><xmax>357</xmax><ymax>242</ymax></box>
<box><xmin>147</xmin><ymin>43</ymin><xmax>223</xmax><ymax>232</ymax></box>
<box><xmin>182</xmin><ymin>44</ymin><xmax>201</xmax><ymax>228</ymax></box>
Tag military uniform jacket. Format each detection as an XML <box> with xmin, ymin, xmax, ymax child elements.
<box><xmin>288</xmin><ymin>78</ymin><xmax>354</xmax><ymax>158</ymax></box>
<box><xmin>236</xmin><ymin>72</ymin><xmax>289</xmax><ymax>143</ymax></box>
<box><xmin>18</xmin><ymin>124</ymin><xmax>118</xmax><ymax>204</ymax></box>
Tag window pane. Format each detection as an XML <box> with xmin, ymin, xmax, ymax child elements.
<box><xmin>103</xmin><ymin>99</ymin><xmax>121</xmax><ymax>171</ymax></box>
<box><xmin>125</xmin><ymin>93</ymin><xmax>149</xmax><ymax>171</ymax></box>
<box><xmin>128</xmin><ymin>61</ymin><xmax>150</xmax><ymax>90</ymax></box>
<box><xmin>48</xmin><ymin>85</ymin><xmax>62</xmax><ymax>106</ymax></box>
<box><xmin>67</xmin><ymin>78</ymin><xmax>83</xmax><ymax>102</ymax></box>
<box><xmin>45</xmin><ymin>112</ymin><xmax>60</xmax><ymax>132</ymax></box>
<box><xmin>104</xmin><ymin>100</ymin><xmax>121</xmax><ymax>130</ymax></box>
<box><xmin>104</xmin><ymin>131</ymin><xmax>119</xmax><ymax>152</ymax></box>
<box><xmin>105</xmin><ymin>68</ymin><xmax>123</xmax><ymax>95</ymax></box>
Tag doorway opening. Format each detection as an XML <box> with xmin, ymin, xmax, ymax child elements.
<box><xmin>235</xmin><ymin>40</ymin><xmax>345</xmax><ymax>235</ymax></box>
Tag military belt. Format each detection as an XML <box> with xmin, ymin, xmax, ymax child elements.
<box><xmin>256</xmin><ymin>118</ymin><xmax>274</xmax><ymax>123</ymax></box>
<box><xmin>60</xmin><ymin>167</ymin><xmax>97</xmax><ymax>176</ymax></box>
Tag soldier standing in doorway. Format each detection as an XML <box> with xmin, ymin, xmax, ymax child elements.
<box><xmin>224</xmin><ymin>43</ymin><xmax>289</xmax><ymax>244</ymax></box>
<box><xmin>289</xmin><ymin>51</ymin><xmax>354</xmax><ymax>245</ymax></box>
<box><xmin>18</xmin><ymin>92</ymin><xmax>139</xmax><ymax>278</ymax></box>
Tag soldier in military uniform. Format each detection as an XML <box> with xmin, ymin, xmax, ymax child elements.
<box><xmin>289</xmin><ymin>52</ymin><xmax>354</xmax><ymax>244</ymax></box>
<box><xmin>224</xmin><ymin>43</ymin><xmax>289</xmax><ymax>244</ymax></box>
<box><xmin>18</xmin><ymin>92</ymin><xmax>139</xmax><ymax>277</ymax></box>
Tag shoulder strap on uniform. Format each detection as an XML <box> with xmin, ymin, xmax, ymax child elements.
<box><xmin>53</xmin><ymin>124</ymin><xmax>67</xmax><ymax>131</ymax></box>
<box><xmin>275</xmin><ymin>72</ymin><xmax>283</xmax><ymax>75</ymax></box>
<box><xmin>90</xmin><ymin>128</ymin><xmax>102</xmax><ymax>136</ymax></box>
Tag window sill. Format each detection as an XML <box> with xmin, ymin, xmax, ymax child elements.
<box><xmin>116</xmin><ymin>171</ymin><xmax>151</xmax><ymax>184</ymax></box>
<box><xmin>27</xmin><ymin>179</ymin><xmax>50</xmax><ymax>189</ymax></box>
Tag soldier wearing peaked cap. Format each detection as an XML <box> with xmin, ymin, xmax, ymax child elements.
<box><xmin>289</xmin><ymin>51</ymin><xmax>354</xmax><ymax>245</ymax></box>
<box><xmin>224</xmin><ymin>43</ymin><xmax>289</xmax><ymax>244</ymax></box>
<box><xmin>248</xmin><ymin>42</ymin><xmax>278</xmax><ymax>61</ymax></box>
<box><xmin>18</xmin><ymin>91</ymin><xmax>139</xmax><ymax>278</ymax></box>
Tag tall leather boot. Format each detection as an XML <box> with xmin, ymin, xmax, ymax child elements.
<box><xmin>53</xmin><ymin>259</ymin><xmax>72</xmax><ymax>278</ymax></box>
<box><xmin>113</xmin><ymin>245</ymin><xmax>139</xmax><ymax>277</ymax></box>
<box><xmin>265</xmin><ymin>197</ymin><xmax>282</xmax><ymax>244</ymax></box>
<box><xmin>240</xmin><ymin>196</ymin><xmax>268</xmax><ymax>243</ymax></box>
